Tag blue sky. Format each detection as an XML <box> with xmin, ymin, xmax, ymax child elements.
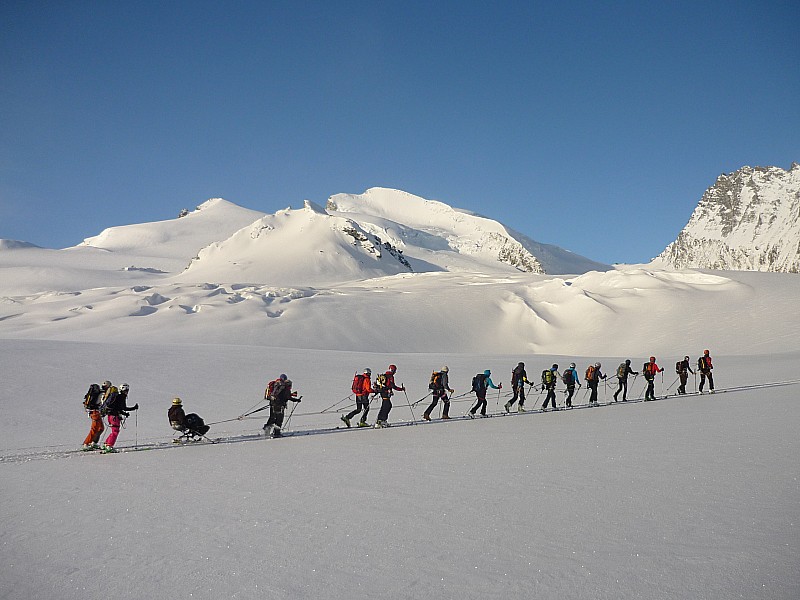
<box><xmin>1</xmin><ymin>0</ymin><xmax>798</xmax><ymax>264</ymax></box>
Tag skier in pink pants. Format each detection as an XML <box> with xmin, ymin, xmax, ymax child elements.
<box><xmin>98</xmin><ymin>382</ymin><xmax>138</xmax><ymax>453</ymax></box>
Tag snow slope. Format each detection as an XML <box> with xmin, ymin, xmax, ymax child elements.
<box><xmin>1</xmin><ymin>342</ymin><xmax>799</xmax><ymax>600</ymax></box>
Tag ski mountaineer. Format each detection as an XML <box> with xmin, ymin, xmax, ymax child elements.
<box><xmin>613</xmin><ymin>359</ymin><xmax>638</xmax><ymax>402</ymax></box>
<box><xmin>98</xmin><ymin>382</ymin><xmax>138</xmax><ymax>453</ymax></box>
<box><xmin>342</xmin><ymin>368</ymin><xmax>373</xmax><ymax>428</ymax></box>
<box><xmin>423</xmin><ymin>366</ymin><xmax>454</xmax><ymax>420</ymax></box>
<box><xmin>262</xmin><ymin>374</ymin><xmax>300</xmax><ymax>438</ymax></box>
<box><xmin>642</xmin><ymin>357</ymin><xmax>664</xmax><ymax>401</ymax></box>
<box><xmin>585</xmin><ymin>363</ymin><xmax>606</xmax><ymax>405</ymax></box>
<box><xmin>505</xmin><ymin>362</ymin><xmax>529</xmax><ymax>413</ymax></box>
<box><xmin>562</xmin><ymin>363</ymin><xmax>581</xmax><ymax>408</ymax></box>
<box><xmin>82</xmin><ymin>383</ymin><xmax>104</xmax><ymax>451</ymax></box>
<box><xmin>676</xmin><ymin>356</ymin><xmax>695</xmax><ymax>395</ymax></box>
<box><xmin>168</xmin><ymin>397</ymin><xmax>187</xmax><ymax>430</ymax></box>
<box><xmin>541</xmin><ymin>364</ymin><xmax>560</xmax><ymax>410</ymax></box>
<box><xmin>469</xmin><ymin>370</ymin><xmax>501</xmax><ymax>418</ymax></box>
<box><xmin>374</xmin><ymin>364</ymin><xmax>404</xmax><ymax>428</ymax></box>
<box><xmin>698</xmin><ymin>349</ymin><xmax>715</xmax><ymax>393</ymax></box>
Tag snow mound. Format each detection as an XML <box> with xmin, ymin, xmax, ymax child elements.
<box><xmin>0</xmin><ymin>239</ymin><xmax>40</xmax><ymax>250</ymax></box>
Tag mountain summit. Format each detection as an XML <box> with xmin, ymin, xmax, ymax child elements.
<box><xmin>655</xmin><ymin>164</ymin><xmax>800</xmax><ymax>272</ymax></box>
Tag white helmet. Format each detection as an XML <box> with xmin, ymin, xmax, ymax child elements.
<box><xmin>441</xmin><ymin>366</ymin><xmax>449</xmax><ymax>372</ymax></box>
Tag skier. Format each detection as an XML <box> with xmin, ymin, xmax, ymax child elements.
<box><xmin>168</xmin><ymin>397</ymin><xmax>210</xmax><ymax>440</ymax></box>
<box><xmin>562</xmin><ymin>363</ymin><xmax>581</xmax><ymax>408</ymax></box>
<box><xmin>423</xmin><ymin>366</ymin><xmax>454</xmax><ymax>420</ymax></box>
<box><xmin>374</xmin><ymin>364</ymin><xmax>405</xmax><ymax>428</ymax></box>
<box><xmin>98</xmin><ymin>382</ymin><xmax>139</xmax><ymax>453</ymax></box>
<box><xmin>82</xmin><ymin>383</ymin><xmax>104</xmax><ymax>451</ymax></box>
<box><xmin>541</xmin><ymin>364</ymin><xmax>560</xmax><ymax>410</ymax></box>
<box><xmin>262</xmin><ymin>374</ymin><xmax>300</xmax><ymax>438</ymax></box>
<box><xmin>676</xmin><ymin>356</ymin><xmax>695</xmax><ymax>394</ymax></box>
<box><xmin>642</xmin><ymin>356</ymin><xmax>664</xmax><ymax>401</ymax></box>
<box><xmin>613</xmin><ymin>359</ymin><xmax>638</xmax><ymax>402</ymax></box>
<box><xmin>342</xmin><ymin>368</ymin><xmax>373</xmax><ymax>428</ymax></box>
<box><xmin>469</xmin><ymin>369</ymin><xmax>501</xmax><ymax>418</ymax></box>
<box><xmin>505</xmin><ymin>362</ymin><xmax>529</xmax><ymax>413</ymax></box>
<box><xmin>698</xmin><ymin>349</ymin><xmax>715</xmax><ymax>393</ymax></box>
<box><xmin>585</xmin><ymin>363</ymin><xmax>606</xmax><ymax>405</ymax></box>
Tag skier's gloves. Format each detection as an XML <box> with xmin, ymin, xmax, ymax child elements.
<box><xmin>132</xmin><ymin>403</ymin><xmax>139</xmax><ymax>411</ymax></box>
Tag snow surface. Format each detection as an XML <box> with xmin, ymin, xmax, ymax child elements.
<box><xmin>2</xmin><ymin>197</ymin><xmax>800</xmax><ymax>599</ymax></box>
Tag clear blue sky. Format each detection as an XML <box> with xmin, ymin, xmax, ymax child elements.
<box><xmin>1</xmin><ymin>0</ymin><xmax>798</xmax><ymax>264</ymax></box>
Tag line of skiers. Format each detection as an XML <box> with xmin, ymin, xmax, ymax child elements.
<box><xmin>80</xmin><ymin>352</ymin><xmax>716</xmax><ymax>446</ymax></box>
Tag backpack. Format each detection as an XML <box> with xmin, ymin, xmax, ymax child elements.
<box><xmin>352</xmin><ymin>374</ymin><xmax>366</xmax><ymax>394</ymax></box>
<box><xmin>375</xmin><ymin>373</ymin><xmax>389</xmax><ymax>392</ymax></box>
<box><xmin>585</xmin><ymin>365</ymin><xmax>596</xmax><ymax>382</ymax></box>
<box><xmin>83</xmin><ymin>384</ymin><xmax>102</xmax><ymax>410</ymax></box>
<box><xmin>562</xmin><ymin>369</ymin><xmax>574</xmax><ymax>385</ymax></box>
<box><xmin>471</xmin><ymin>373</ymin><xmax>487</xmax><ymax>394</ymax></box>
<box><xmin>643</xmin><ymin>362</ymin><xmax>654</xmax><ymax>379</ymax></box>
<box><xmin>267</xmin><ymin>379</ymin><xmax>287</xmax><ymax>399</ymax></box>
<box><xmin>542</xmin><ymin>369</ymin><xmax>554</xmax><ymax>385</ymax></box>
<box><xmin>616</xmin><ymin>363</ymin><xmax>627</xmax><ymax>378</ymax></box>
<box><xmin>698</xmin><ymin>356</ymin><xmax>708</xmax><ymax>372</ymax></box>
<box><xmin>676</xmin><ymin>361</ymin><xmax>683</xmax><ymax>374</ymax></box>
<box><xmin>429</xmin><ymin>371</ymin><xmax>443</xmax><ymax>390</ymax></box>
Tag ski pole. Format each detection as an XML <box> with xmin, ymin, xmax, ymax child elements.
<box><xmin>402</xmin><ymin>387</ymin><xmax>417</xmax><ymax>423</ymax></box>
<box><xmin>284</xmin><ymin>399</ymin><xmax>300</xmax><ymax>431</ymax></box>
<box><xmin>666</xmin><ymin>375</ymin><xmax>680</xmax><ymax>391</ymax></box>
<box><xmin>135</xmin><ymin>410</ymin><xmax>138</xmax><ymax>449</ymax></box>
<box><xmin>321</xmin><ymin>394</ymin><xmax>352</xmax><ymax>413</ymax></box>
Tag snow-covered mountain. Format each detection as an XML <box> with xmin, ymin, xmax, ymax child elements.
<box><xmin>655</xmin><ymin>163</ymin><xmax>800</xmax><ymax>272</ymax></box>
<box><xmin>326</xmin><ymin>188</ymin><xmax>608</xmax><ymax>275</ymax></box>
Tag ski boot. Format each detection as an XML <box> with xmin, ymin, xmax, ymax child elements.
<box><xmin>102</xmin><ymin>445</ymin><xmax>117</xmax><ymax>454</ymax></box>
<box><xmin>341</xmin><ymin>415</ymin><xmax>351</xmax><ymax>428</ymax></box>
<box><xmin>422</xmin><ymin>413</ymin><xmax>431</xmax><ymax>421</ymax></box>
<box><xmin>441</xmin><ymin>414</ymin><xmax>451</xmax><ymax>420</ymax></box>
<box><xmin>357</xmin><ymin>421</ymin><xmax>370</xmax><ymax>428</ymax></box>
<box><xmin>518</xmin><ymin>405</ymin><xmax>526</xmax><ymax>413</ymax></box>
<box><xmin>504</xmin><ymin>402</ymin><xmax>512</xmax><ymax>413</ymax></box>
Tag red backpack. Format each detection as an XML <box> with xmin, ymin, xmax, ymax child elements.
<box><xmin>352</xmin><ymin>374</ymin><xmax>366</xmax><ymax>394</ymax></box>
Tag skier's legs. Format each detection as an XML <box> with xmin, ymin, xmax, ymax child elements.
<box><xmin>565</xmin><ymin>385</ymin><xmax>575</xmax><ymax>407</ymax></box>
<box><xmin>84</xmin><ymin>411</ymin><xmax>104</xmax><ymax>445</ymax></box>
<box><xmin>377</xmin><ymin>395</ymin><xmax>392</xmax><ymax>422</ymax></box>
<box><xmin>105</xmin><ymin>415</ymin><xmax>121</xmax><ymax>447</ymax></box>
<box><xmin>708</xmin><ymin>373</ymin><xmax>714</xmax><ymax>391</ymax></box>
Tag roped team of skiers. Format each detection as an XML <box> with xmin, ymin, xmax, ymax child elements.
<box><xmin>81</xmin><ymin>351</ymin><xmax>715</xmax><ymax>447</ymax></box>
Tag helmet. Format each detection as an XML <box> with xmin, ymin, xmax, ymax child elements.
<box><xmin>388</xmin><ymin>364</ymin><xmax>397</xmax><ymax>373</ymax></box>
<box><xmin>172</xmin><ymin>397</ymin><xmax>182</xmax><ymax>405</ymax></box>
<box><xmin>650</xmin><ymin>356</ymin><xmax>656</xmax><ymax>362</ymax></box>
<box><xmin>704</xmin><ymin>349</ymin><xmax>710</xmax><ymax>356</ymax></box>
<box><xmin>484</xmin><ymin>369</ymin><xmax>491</xmax><ymax>376</ymax></box>
<box><xmin>279</xmin><ymin>374</ymin><xmax>287</xmax><ymax>381</ymax></box>
<box><xmin>441</xmin><ymin>366</ymin><xmax>449</xmax><ymax>372</ymax></box>
<box><xmin>684</xmin><ymin>356</ymin><xmax>690</xmax><ymax>361</ymax></box>
<box><xmin>552</xmin><ymin>364</ymin><xmax>558</xmax><ymax>370</ymax></box>
<box><xmin>569</xmin><ymin>362</ymin><xmax>576</xmax><ymax>369</ymax></box>
<box><xmin>102</xmin><ymin>380</ymin><xmax>111</xmax><ymax>390</ymax></box>
<box><xmin>363</xmin><ymin>368</ymin><xmax>371</xmax><ymax>375</ymax></box>
<box><xmin>595</xmin><ymin>362</ymin><xmax>601</xmax><ymax>368</ymax></box>
<box><xmin>120</xmin><ymin>383</ymin><xmax>129</xmax><ymax>393</ymax></box>
<box><xmin>625</xmin><ymin>359</ymin><xmax>631</xmax><ymax>364</ymax></box>
<box><xmin>518</xmin><ymin>362</ymin><xmax>524</xmax><ymax>367</ymax></box>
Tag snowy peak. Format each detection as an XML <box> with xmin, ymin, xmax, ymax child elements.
<box><xmin>179</xmin><ymin>202</ymin><xmax>412</xmax><ymax>285</ymax></box>
<box><xmin>78</xmin><ymin>198</ymin><xmax>266</xmax><ymax>259</ymax></box>
<box><xmin>327</xmin><ymin>187</ymin><xmax>606</xmax><ymax>275</ymax></box>
<box><xmin>656</xmin><ymin>164</ymin><xmax>800</xmax><ymax>272</ymax></box>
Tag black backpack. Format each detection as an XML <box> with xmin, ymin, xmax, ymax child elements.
<box><xmin>83</xmin><ymin>384</ymin><xmax>102</xmax><ymax>410</ymax></box>
<box><xmin>562</xmin><ymin>369</ymin><xmax>574</xmax><ymax>385</ymax></box>
<box><xmin>471</xmin><ymin>373</ymin><xmax>487</xmax><ymax>394</ymax></box>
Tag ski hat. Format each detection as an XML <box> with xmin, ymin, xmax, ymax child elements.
<box><xmin>441</xmin><ymin>366</ymin><xmax>449</xmax><ymax>372</ymax></box>
<box><xmin>518</xmin><ymin>362</ymin><xmax>525</xmax><ymax>367</ymax></box>
<box><xmin>649</xmin><ymin>356</ymin><xmax>656</xmax><ymax>362</ymax></box>
<box><xmin>704</xmin><ymin>349</ymin><xmax>710</xmax><ymax>356</ymax></box>
<box><xmin>484</xmin><ymin>369</ymin><xmax>491</xmax><ymax>376</ymax></box>
<box><xmin>388</xmin><ymin>364</ymin><xmax>397</xmax><ymax>373</ymax></box>
<box><xmin>684</xmin><ymin>356</ymin><xmax>690</xmax><ymax>361</ymax></box>
<box><xmin>551</xmin><ymin>364</ymin><xmax>558</xmax><ymax>370</ymax></box>
<box><xmin>172</xmin><ymin>397</ymin><xmax>182</xmax><ymax>405</ymax></box>
<box><xmin>569</xmin><ymin>362</ymin><xmax>576</xmax><ymax>368</ymax></box>
<box><xmin>279</xmin><ymin>374</ymin><xmax>288</xmax><ymax>381</ymax></box>
<box><xmin>363</xmin><ymin>368</ymin><xmax>371</xmax><ymax>375</ymax></box>
<box><xmin>625</xmin><ymin>359</ymin><xmax>631</xmax><ymax>365</ymax></box>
